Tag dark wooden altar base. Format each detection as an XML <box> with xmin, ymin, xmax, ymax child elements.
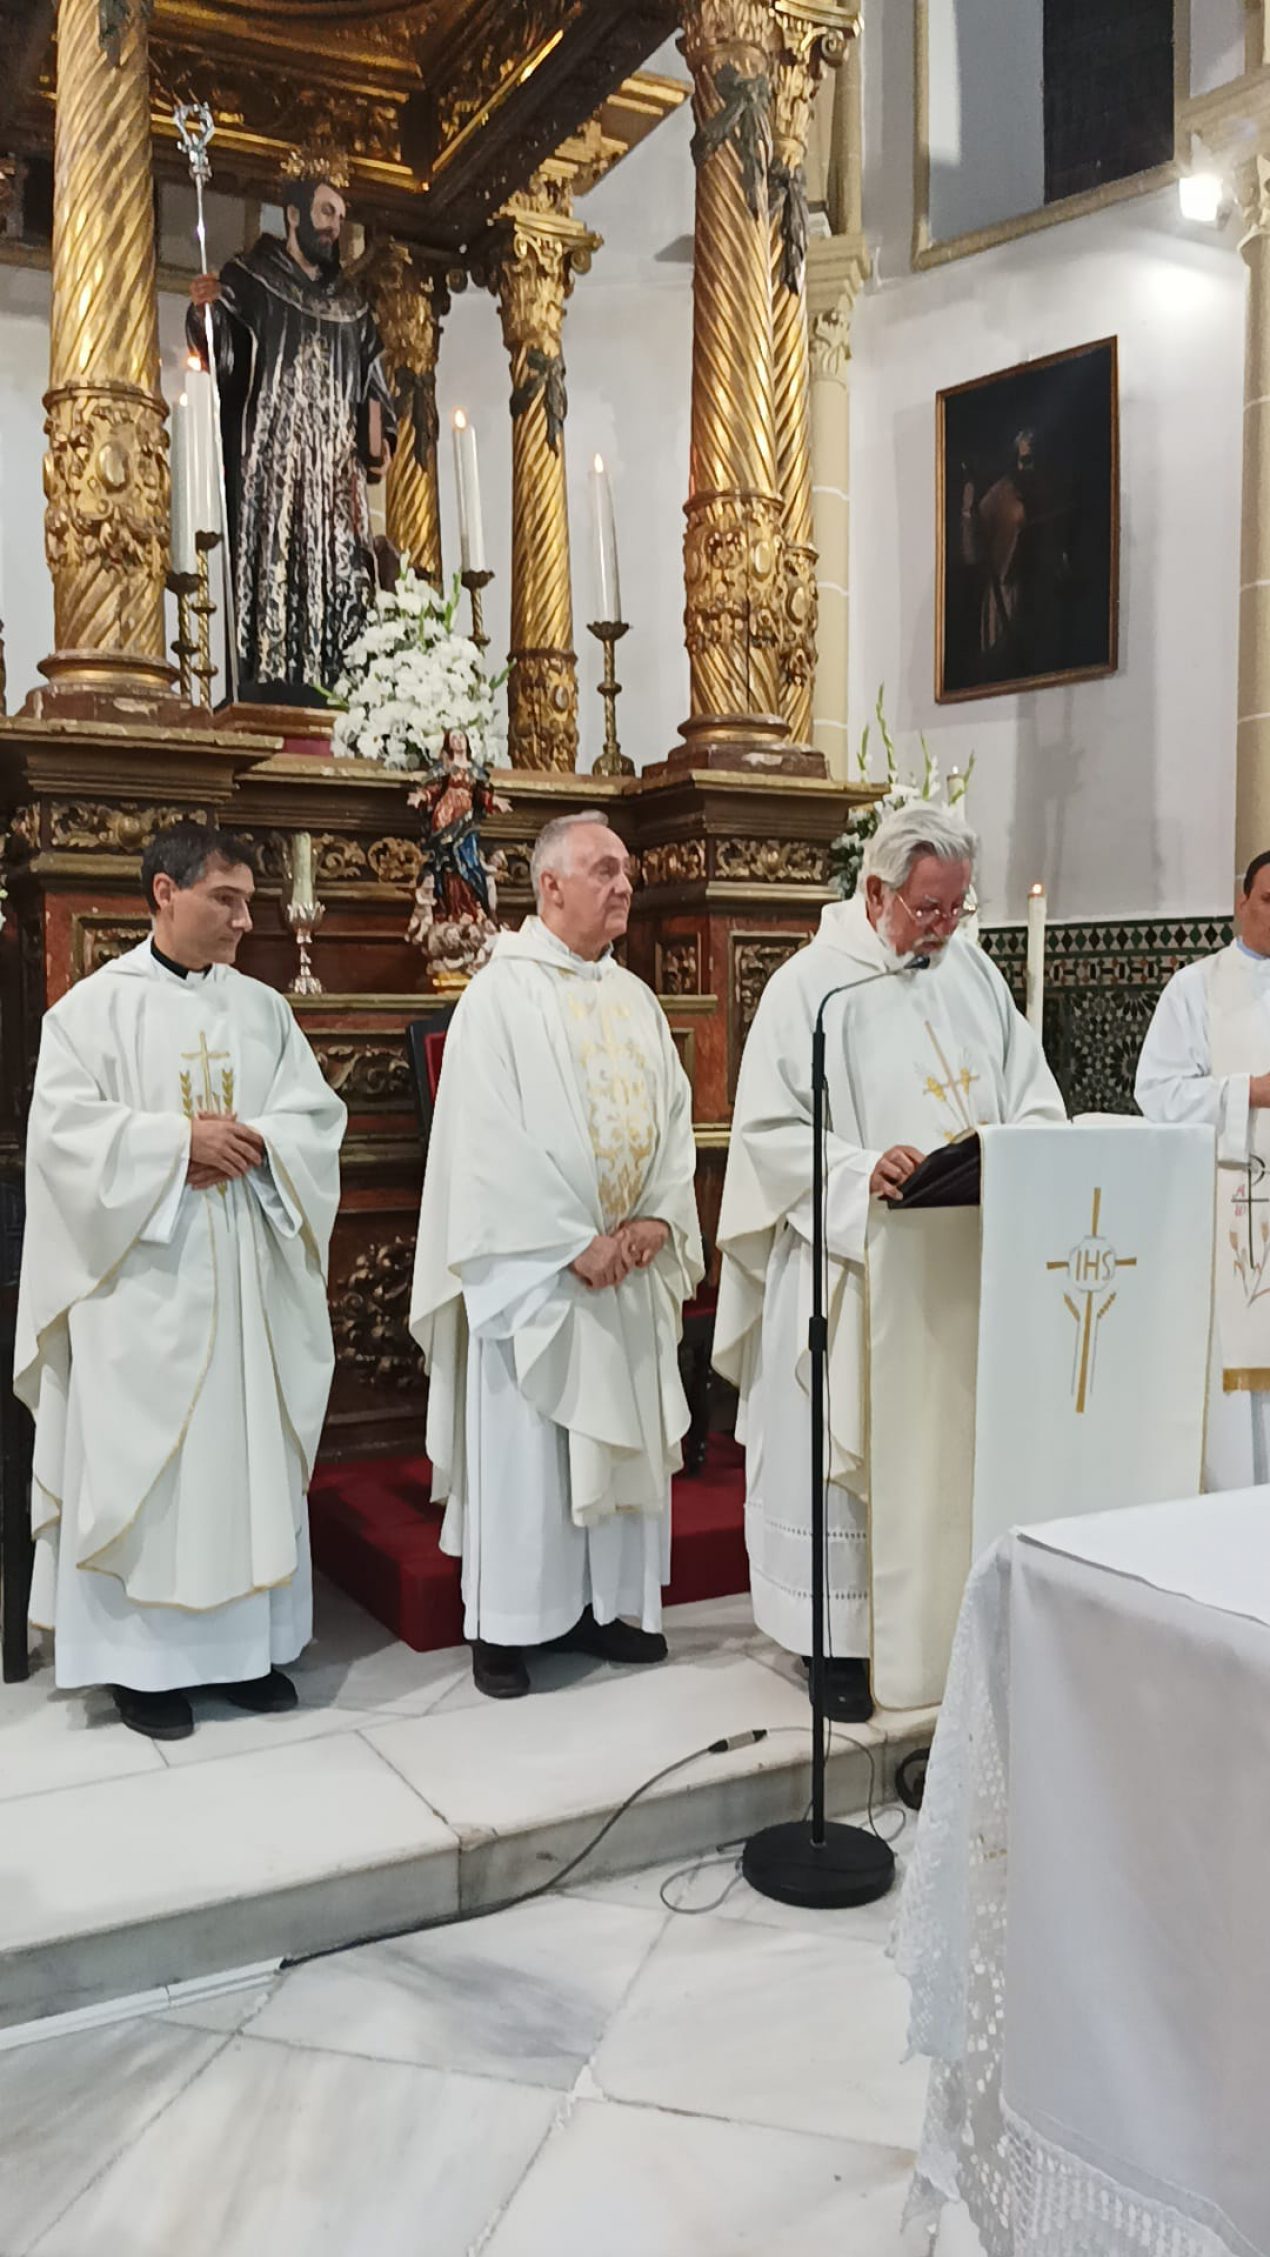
<box><xmin>0</xmin><ymin>713</ymin><xmax>875</xmax><ymax>1467</ymax></box>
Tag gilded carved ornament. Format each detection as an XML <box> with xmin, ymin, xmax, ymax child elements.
<box><xmin>332</xmin><ymin>1237</ymin><xmax>422</xmax><ymax>1392</ymax></box>
<box><xmin>715</xmin><ymin>835</ymin><xmax>830</xmax><ymax>883</ymax></box>
<box><xmin>49</xmin><ymin>801</ymin><xmax>212</xmax><ymax>853</ymax></box>
<box><xmin>683</xmin><ymin>493</ymin><xmax>785</xmax><ymax>665</ymax></box>
<box><xmin>311</xmin><ymin>1041</ymin><xmax>413</xmax><ymax>1105</ymax></box>
<box><xmin>642</xmin><ymin>839</ymin><xmax>708</xmax><ymax>888</ymax></box>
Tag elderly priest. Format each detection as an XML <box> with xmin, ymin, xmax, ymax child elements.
<box><xmin>15</xmin><ymin>821</ymin><xmax>346</xmax><ymax>1740</ymax></box>
<box><xmin>410</xmin><ymin>811</ymin><xmax>704</xmax><ymax>1700</ymax></box>
<box><xmin>715</xmin><ymin>803</ymin><xmax>1064</xmax><ymax>1720</ymax></box>
<box><xmin>1136</xmin><ymin>848</ymin><xmax>1270</xmax><ymax>1487</ymax></box>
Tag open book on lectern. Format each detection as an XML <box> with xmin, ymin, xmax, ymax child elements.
<box><xmin>893</xmin><ymin>1128</ymin><xmax>981</xmax><ymax>1208</ymax></box>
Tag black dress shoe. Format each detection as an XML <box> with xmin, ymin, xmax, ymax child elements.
<box><xmin>546</xmin><ymin>1607</ymin><xmax>668</xmax><ymax>1666</ymax></box>
<box><xmin>472</xmin><ymin>1641</ymin><xmax>530</xmax><ymax>1700</ymax></box>
<box><xmin>802</xmin><ymin>1656</ymin><xmax>874</xmax><ymax>1723</ymax></box>
<box><xmin>218</xmin><ymin>1668</ymin><xmax>298</xmax><ymax>1714</ymax></box>
<box><xmin>110</xmin><ymin>1685</ymin><xmax>195</xmax><ymax>1741</ymax></box>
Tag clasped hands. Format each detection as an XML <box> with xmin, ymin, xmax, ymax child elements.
<box><xmin>870</xmin><ymin>1145</ymin><xmax>926</xmax><ymax>1202</ymax></box>
<box><xmin>570</xmin><ymin>1218</ymin><xmax>669</xmax><ymax>1291</ymax></box>
<box><xmin>187</xmin><ymin>1112</ymin><xmax>265</xmax><ymax>1192</ymax></box>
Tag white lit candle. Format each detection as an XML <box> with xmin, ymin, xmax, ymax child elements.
<box><xmin>291</xmin><ymin>831</ymin><xmax>315</xmax><ymax>907</ymax></box>
<box><xmin>452</xmin><ymin>409</ymin><xmax>486</xmax><ymax>574</ymax></box>
<box><xmin>589</xmin><ymin>452</ymin><xmax>621</xmax><ymax>624</ymax></box>
<box><xmin>170</xmin><ymin>360</ymin><xmax>219</xmax><ymax>576</ymax></box>
<box><xmin>1026</xmin><ymin>882</ymin><xmax>1046</xmax><ymax>1035</ymax></box>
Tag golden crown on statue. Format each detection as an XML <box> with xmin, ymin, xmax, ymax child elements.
<box><xmin>279</xmin><ymin>144</ymin><xmax>352</xmax><ymax>191</ymax></box>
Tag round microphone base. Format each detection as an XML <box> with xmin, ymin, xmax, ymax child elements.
<box><xmin>741</xmin><ymin>1819</ymin><xmax>896</xmax><ymax>1909</ymax></box>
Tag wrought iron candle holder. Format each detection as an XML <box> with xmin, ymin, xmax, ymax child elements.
<box><xmin>588</xmin><ymin>619</ymin><xmax>633</xmax><ymax>777</ymax></box>
<box><xmin>461</xmin><ymin>567</ymin><xmax>493</xmax><ymax>652</ymax></box>
<box><xmin>191</xmin><ymin>530</ymin><xmax>221</xmax><ymax>706</ymax></box>
<box><xmin>167</xmin><ymin>569</ymin><xmax>199</xmax><ymax>702</ymax></box>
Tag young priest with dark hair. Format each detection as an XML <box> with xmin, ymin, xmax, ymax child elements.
<box><xmin>15</xmin><ymin>820</ymin><xmax>346</xmax><ymax>1739</ymax></box>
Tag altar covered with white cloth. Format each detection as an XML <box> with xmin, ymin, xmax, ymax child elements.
<box><xmin>896</xmin><ymin>1489</ymin><xmax>1270</xmax><ymax>2257</ymax></box>
<box><xmin>869</xmin><ymin>1121</ymin><xmax>1215</xmax><ymax>1711</ymax></box>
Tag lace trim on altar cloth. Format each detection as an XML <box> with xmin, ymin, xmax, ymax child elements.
<box><xmin>893</xmin><ymin>1548</ymin><xmax>1253</xmax><ymax>2257</ymax></box>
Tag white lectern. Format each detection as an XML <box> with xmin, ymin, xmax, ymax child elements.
<box><xmin>866</xmin><ymin>1121</ymin><xmax>1215</xmax><ymax>1709</ymax></box>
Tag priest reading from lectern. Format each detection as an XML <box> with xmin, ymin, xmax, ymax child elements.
<box><xmin>14</xmin><ymin>822</ymin><xmax>347</xmax><ymax>1741</ymax></box>
<box><xmin>714</xmin><ymin>804</ymin><xmax>1064</xmax><ymax>1720</ymax></box>
<box><xmin>409</xmin><ymin>812</ymin><xmax>704</xmax><ymax>1701</ymax></box>
<box><xmin>1136</xmin><ymin>849</ymin><xmax>1270</xmax><ymax>1487</ymax></box>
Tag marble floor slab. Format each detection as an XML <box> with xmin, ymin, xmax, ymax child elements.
<box><xmin>1</xmin><ymin>1583</ymin><xmax>934</xmax><ymax>2030</ymax></box>
<box><xmin>1</xmin><ymin>1733</ymin><xmax>458</xmax><ymax>1955</ymax></box>
<box><xmin>0</xmin><ymin>2016</ymin><xmax>224</xmax><ymax>2255</ymax></box>
<box><xmin>481</xmin><ymin>2098</ymin><xmax>926</xmax><ymax>2257</ymax></box>
<box><xmin>29</xmin><ymin>2037</ymin><xmax>561</xmax><ymax>2257</ymax></box>
<box><xmin>248</xmin><ymin>1893</ymin><xmax>669</xmax><ymax>2089</ymax></box>
<box><xmin>364</xmin><ymin>1653</ymin><xmax>851</xmax><ymax>1843</ymax></box>
<box><xmin>0</xmin><ymin>1673</ymin><xmax>164</xmax><ymax>1802</ymax></box>
<box><xmin>0</xmin><ymin>1809</ymin><xmax>977</xmax><ymax>2257</ymax></box>
<box><xmin>590</xmin><ymin>1911</ymin><xmax>927</xmax><ymax>2150</ymax></box>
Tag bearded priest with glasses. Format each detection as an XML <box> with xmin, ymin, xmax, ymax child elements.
<box><xmin>714</xmin><ymin>803</ymin><xmax>1064</xmax><ymax>1720</ymax></box>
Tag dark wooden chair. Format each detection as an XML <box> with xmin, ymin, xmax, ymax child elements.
<box><xmin>0</xmin><ymin>1176</ymin><xmax>33</xmax><ymax>1682</ymax></box>
<box><xmin>403</xmin><ymin>1017</ymin><xmax>717</xmax><ymax>1473</ymax></box>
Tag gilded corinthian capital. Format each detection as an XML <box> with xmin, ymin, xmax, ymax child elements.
<box><xmin>485</xmin><ymin>173</ymin><xmax>599</xmax><ymax>773</ymax></box>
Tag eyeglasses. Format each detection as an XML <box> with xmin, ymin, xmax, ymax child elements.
<box><xmin>900</xmin><ymin>896</ymin><xmax>966</xmax><ymax>930</ymax></box>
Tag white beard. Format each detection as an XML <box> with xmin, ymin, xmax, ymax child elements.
<box><xmin>875</xmin><ymin>896</ymin><xmax>949</xmax><ymax>971</ymax></box>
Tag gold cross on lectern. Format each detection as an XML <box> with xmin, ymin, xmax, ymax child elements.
<box><xmin>1045</xmin><ymin>1187</ymin><xmax>1137</xmax><ymax>1415</ymax></box>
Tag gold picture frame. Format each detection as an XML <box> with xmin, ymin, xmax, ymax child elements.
<box><xmin>935</xmin><ymin>335</ymin><xmax>1120</xmax><ymax>706</ymax></box>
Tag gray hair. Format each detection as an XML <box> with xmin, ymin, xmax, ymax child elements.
<box><xmin>860</xmin><ymin>801</ymin><xmax>978</xmax><ymax>892</ymax></box>
<box><xmin>530</xmin><ymin>809</ymin><xmax>612</xmax><ymax>903</ymax></box>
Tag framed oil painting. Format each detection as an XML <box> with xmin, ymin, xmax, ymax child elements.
<box><xmin>936</xmin><ymin>336</ymin><xmax>1119</xmax><ymax>703</ymax></box>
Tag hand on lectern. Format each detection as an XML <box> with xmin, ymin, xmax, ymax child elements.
<box><xmin>870</xmin><ymin>1145</ymin><xmax>926</xmax><ymax>1201</ymax></box>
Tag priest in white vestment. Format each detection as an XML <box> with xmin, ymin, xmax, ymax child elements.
<box><xmin>715</xmin><ymin>803</ymin><xmax>1064</xmax><ymax>1718</ymax></box>
<box><xmin>410</xmin><ymin>811</ymin><xmax>704</xmax><ymax>1699</ymax></box>
<box><xmin>15</xmin><ymin>821</ymin><xmax>346</xmax><ymax>1740</ymax></box>
<box><xmin>1136</xmin><ymin>848</ymin><xmax>1270</xmax><ymax>1488</ymax></box>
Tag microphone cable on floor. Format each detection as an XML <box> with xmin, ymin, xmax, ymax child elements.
<box><xmin>281</xmin><ymin>1715</ymin><xmax>907</xmax><ymax>1972</ymax></box>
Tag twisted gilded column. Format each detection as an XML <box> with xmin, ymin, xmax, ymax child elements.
<box><xmin>679</xmin><ymin>0</ymin><xmax>788</xmax><ymax>764</ymax></box>
<box><xmin>39</xmin><ymin>0</ymin><xmax>170</xmax><ymax>707</ymax></box>
<box><xmin>769</xmin><ymin>2</ymin><xmax>854</xmax><ymax>748</ymax></box>
<box><xmin>1233</xmin><ymin>152</ymin><xmax>1270</xmax><ymax>871</ymax></box>
<box><xmin>807</xmin><ymin>242</ymin><xmax>865</xmax><ymax>778</ymax></box>
<box><xmin>487</xmin><ymin>177</ymin><xmax>598</xmax><ymax>772</ymax></box>
<box><xmin>361</xmin><ymin>242</ymin><xmax>454</xmax><ymax>586</ymax></box>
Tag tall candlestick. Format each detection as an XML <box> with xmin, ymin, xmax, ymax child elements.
<box><xmin>1026</xmin><ymin>882</ymin><xmax>1047</xmax><ymax>1035</ymax></box>
<box><xmin>290</xmin><ymin>830</ymin><xmax>315</xmax><ymax>907</ymax></box>
<box><xmin>589</xmin><ymin>452</ymin><xmax>621</xmax><ymax>624</ymax></box>
<box><xmin>452</xmin><ymin>409</ymin><xmax>486</xmax><ymax>575</ymax></box>
<box><xmin>170</xmin><ymin>363</ymin><xmax>218</xmax><ymax>576</ymax></box>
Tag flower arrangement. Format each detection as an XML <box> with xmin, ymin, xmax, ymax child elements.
<box><xmin>328</xmin><ymin>564</ymin><xmax>506</xmax><ymax>773</ymax></box>
<box><xmin>830</xmin><ymin>689</ymin><xmax>975</xmax><ymax>901</ymax></box>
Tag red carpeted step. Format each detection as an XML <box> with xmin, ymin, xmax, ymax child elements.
<box><xmin>308</xmin><ymin>1436</ymin><xmax>749</xmax><ymax>1653</ymax></box>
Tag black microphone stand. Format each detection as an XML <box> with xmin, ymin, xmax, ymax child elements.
<box><xmin>742</xmin><ymin>957</ymin><xmax>927</xmax><ymax>1909</ymax></box>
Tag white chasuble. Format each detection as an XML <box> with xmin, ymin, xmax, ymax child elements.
<box><xmin>715</xmin><ymin>893</ymin><xmax>1064</xmax><ymax>1664</ymax></box>
<box><xmin>409</xmin><ymin>919</ymin><xmax>703</xmax><ymax>1644</ymax></box>
<box><xmin>1137</xmin><ymin>944</ymin><xmax>1270</xmax><ymax>1487</ymax></box>
<box><xmin>15</xmin><ymin>944</ymin><xmax>345</xmax><ymax>1688</ymax></box>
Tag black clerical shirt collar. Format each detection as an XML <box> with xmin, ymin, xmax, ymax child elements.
<box><xmin>150</xmin><ymin>939</ymin><xmax>210</xmax><ymax>982</ymax></box>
